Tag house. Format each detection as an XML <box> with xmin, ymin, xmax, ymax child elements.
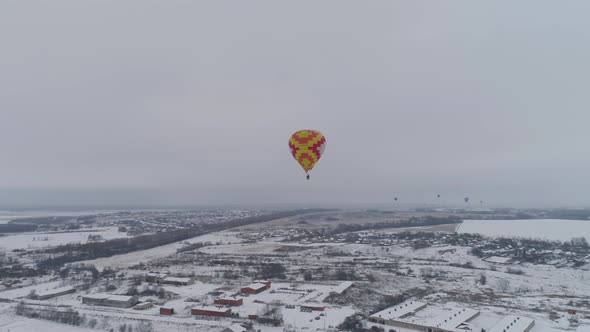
<box><xmin>34</xmin><ymin>286</ymin><xmax>76</xmax><ymax>300</ymax></box>
<box><xmin>82</xmin><ymin>293</ymin><xmax>138</xmax><ymax>308</ymax></box>
<box><xmin>160</xmin><ymin>307</ymin><xmax>174</xmax><ymax>315</ymax></box>
<box><xmin>214</xmin><ymin>297</ymin><xmax>244</xmax><ymax>306</ymax></box>
<box><xmin>241</xmin><ymin>282</ymin><xmax>270</xmax><ymax>295</ymax></box>
<box><xmin>191</xmin><ymin>306</ymin><xmax>232</xmax><ymax>317</ymax></box>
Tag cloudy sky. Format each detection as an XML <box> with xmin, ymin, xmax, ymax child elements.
<box><xmin>1</xmin><ymin>1</ymin><xmax>590</xmax><ymax>208</ymax></box>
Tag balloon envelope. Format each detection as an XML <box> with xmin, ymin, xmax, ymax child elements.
<box><xmin>289</xmin><ymin>130</ymin><xmax>326</xmax><ymax>174</ymax></box>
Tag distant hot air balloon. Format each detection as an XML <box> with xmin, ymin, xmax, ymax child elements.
<box><xmin>437</xmin><ymin>194</ymin><xmax>441</xmax><ymax>198</ymax></box>
<box><xmin>394</xmin><ymin>197</ymin><xmax>398</xmax><ymax>202</ymax></box>
<box><xmin>289</xmin><ymin>130</ymin><xmax>326</xmax><ymax>180</ymax></box>
<box><xmin>464</xmin><ymin>197</ymin><xmax>469</xmax><ymax>203</ymax></box>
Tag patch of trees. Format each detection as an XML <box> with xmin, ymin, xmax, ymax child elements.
<box><xmin>15</xmin><ymin>302</ymin><xmax>83</xmax><ymax>326</ymax></box>
<box><xmin>258</xmin><ymin>263</ymin><xmax>287</xmax><ymax>279</ymax></box>
<box><xmin>338</xmin><ymin>314</ymin><xmax>364</xmax><ymax>332</ymax></box>
<box><xmin>35</xmin><ymin>209</ymin><xmax>329</xmax><ymax>271</ymax></box>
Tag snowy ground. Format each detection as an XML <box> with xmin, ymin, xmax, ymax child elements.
<box><xmin>458</xmin><ymin>219</ymin><xmax>590</xmax><ymax>241</ymax></box>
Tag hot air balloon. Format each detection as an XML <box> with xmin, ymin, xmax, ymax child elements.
<box><xmin>394</xmin><ymin>197</ymin><xmax>398</xmax><ymax>202</ymax></box>
<box><xmin>437</xmin><ymin>194</ymin><xmax>441</xmax><ymax>198</ymax></box>
<box><xmin>289</xmin><ymin>130</ymin><xmax>326</xmax><ymax>179</ymax></box>
<box><xmin>464</xmin><ymin>197</ymin><xmax>469</xmax><ymax>203</ymax></box>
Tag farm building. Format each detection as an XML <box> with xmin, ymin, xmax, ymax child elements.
<box><xmin>330</xmin><ymin>281</ymin><xmax>353</xmax><ymax>295</ymax></box>
<box><xmin>426</xmin><ymin>307</ymin><xmax>480</xmax><ymax>332</ymax></box>
<box><xmin>34</xmin><ymin>286</ymin><xmax>75</xmax><ymax>300</ymax></box>
<box><xmin>369</xmin><ymin>301</ymin><xmax>428</xmax><ymax>327</ymax></box>
<box><xmin>221</xmin><ymin>324</ymin><xmax>247</xmax><ymax>332</ymax></box>
<box><xmin>489</xmin><ymin>315</ymin><xmax>535</xmax><ymax>332</ymax></box>
<box><xmin>146</xmin><ymin>273</ymin><xmax>193</xmax><ymax>286</ymax></box>
<box><xmin>162</xmin><ymin>276</ymin><xmax>193</xmax><ymax>286</ymax></box>
<box><xmin>214</xmin><ymin>297</ymin><xmax>244</xmax><ymax>306</ymax></box>
<box><xmin>241</xmin><ymin>282</ymin><xmax>270</xmax><ymax>295</ymax></box>
<box><xmin>82</xmin><ymin>293</ymin><xmax>138</xmax><ymax>308</ymax></box>
<box><xmin>191</xmin><ymin>306</ymin><xmax>232</xmax><ymax>317</ymax></box>
<box><xmin>160</xmin><ymin>307</ymin><xmax>174</xmax><ymax>315</ymax></box>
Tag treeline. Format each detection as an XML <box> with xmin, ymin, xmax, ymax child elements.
<box><xmin>37</xmin><ymin>209</ymin><xmax>331</xmax><ymax>270</ymax></box>
<box><xmin>16</xmin><ymin>302</ymin><xmax>83</xmax><ymax>326</ymax></box>
<box><xmin>330</xmin><ymin>216</ymin><xmax>461</xmax><ymax>235</ymax></box>
<box><xmin>286</xmin><ymin>216</ymin><xmax>461</xmax><ymax>242</ymax></box>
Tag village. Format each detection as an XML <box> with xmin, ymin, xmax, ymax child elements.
<box><xmin>0</xmin><ymin>209</ymin><xmax>589</xmax><ymax>332</ymax></box>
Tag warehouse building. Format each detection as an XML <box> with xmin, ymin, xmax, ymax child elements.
<box><xmin>214</xmin><ymin>296</ymin><xmax>244</xmax><ymax>306</ymax></box>
<box><xmin>191</xmin><ymin>306</ymin><xmax>232</xmax><ymax>317</ymax></box>
<box><xmin>369</xmin><ymin>301</ymin><xmax>428</xmax><ymax>327</ymax></box>
<box><xmin>82</xmin><ymin>293</ymin><xmax>138</xmax><ymax>308</ymax></box>
<box><xmin>240</xmin><ymin>281</ymin><xmax>270</xmax><ymax>295</ymax></box>
<box><xmin>34</xmin><ymin>286</ymin><xmax>76</xmax><ymax>300</ymax></box>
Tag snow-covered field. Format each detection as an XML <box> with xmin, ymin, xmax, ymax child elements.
<box><xmin>0</xmin><ymin>227</ymin><xmax>129</xmax><ymax>251</ymax></box>
<box><xmin>458</xmin><ymin>219</ymin><xmax>590</xmax><ymax>241</ymax></box>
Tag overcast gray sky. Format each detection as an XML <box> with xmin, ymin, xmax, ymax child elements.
<box><xmin>2</xmin><ymin>1</ymin><xmax>590</xmax><ymax>208</ymax></box>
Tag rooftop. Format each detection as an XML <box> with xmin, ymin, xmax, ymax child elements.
<box><xmin>35</xmin><ymin>286</ymin><xmax>75</xmax><ymax>297</ymax></box>
<box><xmin>83</xmin><ymin>293</ymin><xmax>135</xmax><ymax>302</ymax></box>
<box><xmin>193</xmin><ymin>305</ymin><xmax>231</xmax><ymax>313</ymax></box>
<box><xmin>489</xmin><ymin>315</ymin><xmax>535</xmax><ymax>332</ymax></box>
<box><xmin>370</xmin><ymin>301</ymin><xmax>427</xmax><ymax>320</ymax></box>
<box><xmin>427</xmin><ymin>308</ymin><xmax>479</xmax><ymax>331</ymax></box>
<box><xmin>331</xmin><ymin>281</ymin><xmax>353</xmax><ymax>294</ymax></box>
<box><xmin>243</xmin><ymin>283</ymin><xmax>267</xmax><ymax>290</ymax></box>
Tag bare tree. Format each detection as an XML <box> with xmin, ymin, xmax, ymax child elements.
<box><xmin>496</xmin><ymin>278</ymin><xmax>510</xmax><ymax>293</ymax></box>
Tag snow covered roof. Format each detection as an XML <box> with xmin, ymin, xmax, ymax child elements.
<box><xmin>489</xmin><ymin>315</ymin><xmax>535</xmax><ymax>332</ymax></box>
<box><xmin>370</xmin><ymin>301</ymin><xmax>427</xmax><ymax>320</ymax></box>
<box><xmin>223</xmin><ymin>324</ymin><xmax>247</xmax><ymax>332</ymax></box>
<box><xmin>427</xmin><ymin>308</ymin><xmax>479</xmax><ymax>331</ymax></box>
<box><xmin>36</xmin><ymin>286</ymin><xmax>75</xmax><ymax>297</ymax></box>
<box><xmin>243</xmin><ymin>283</ymin><xmax>267</xmax><ymax>290</ymax></box>
<box><xmin>331</xmin><ymin>281</ymin><xmax>353</xmax><ymax>294</ymax></box>
<box><xmin>194</xmin><ymin>306</ymin><xmax>231</xmax><ymax>313</ymax></box>
<box><xmin>82</xmin><ymin>293</ymin><xmax>110</xmax><ymax>300</ymax></box>
<box><xmin>83</xmin><ymin>293</ymin><xmax>135</xmax><ymax>302</ymax></box>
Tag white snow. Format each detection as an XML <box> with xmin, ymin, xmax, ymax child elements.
<box><xmin>458</xmin><ymin>219</ymin><xmax>590</xmax><ymax>241</ymax></box>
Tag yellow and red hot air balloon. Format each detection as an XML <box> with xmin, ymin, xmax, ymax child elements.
<box><xmin>289</xmin><ymin>130</ymin><xmax>326</xmax><ymax>179</ymax></box>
